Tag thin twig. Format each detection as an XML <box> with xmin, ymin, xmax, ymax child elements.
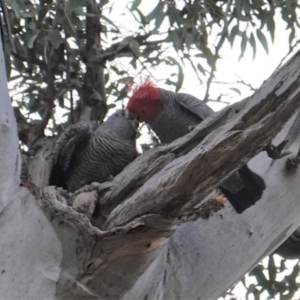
<box><xmin>65</xmin><ymin>39</ymin><xmax>74</xmax><ymax>124</ymax></box>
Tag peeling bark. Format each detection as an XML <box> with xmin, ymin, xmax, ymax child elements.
<box><xmin>2</xmin><ymin>40</ymin><xmax>300</xmax><ymax>300</ymax></box>
<box><xmin>85</xmin><ymin>48</ymin><xmax>300</xmax><ymax>229</ymax></box>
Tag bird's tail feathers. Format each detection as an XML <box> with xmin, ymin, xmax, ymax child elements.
<box><xmin>219</xmin><ymin>165</ymin><xmax>266</xmax><ymax>214</ymax></box>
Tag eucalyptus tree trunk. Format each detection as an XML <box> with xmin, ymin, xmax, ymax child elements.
<box><xmin>2</xmin><ymin>40</ymin><xmax>300</xmax><ymax>299</ymax></box>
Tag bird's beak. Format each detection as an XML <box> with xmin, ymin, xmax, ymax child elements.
<box><xmin>133</xmin><ymin>118</ymin><xmax>139</xmax><ymax>130</ymax></box>
<box><xmin>125</xmin><ymin>110</ymin><xmax>140</xmax><ymax>130</ymax></box>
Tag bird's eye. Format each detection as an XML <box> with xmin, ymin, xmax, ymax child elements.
<box><xmin>141</xmin><ymin>110</ymin><xmax>145</xmax><ymax>114</ymax></box>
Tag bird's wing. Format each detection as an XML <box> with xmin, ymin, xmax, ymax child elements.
<box><xmin>175</xmin><ymin>92</ymin><xmax>214</xmax><ymax>121</ymax></box>
<box><xmin>49</xmin><ymin>122</ymin><xmax>92</xmax><ymax>188</ymax></box>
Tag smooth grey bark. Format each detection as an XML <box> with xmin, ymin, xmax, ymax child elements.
<box><xmin>0</xmin><ymin>52</ymin><xmax>20</xmax><ymax>209</ymax></box>
<box><xmin>2</xmin><ymin>37</ymin><xmax>300</xmax><ymax>300</ymax></box>
<box><xmin>0</xmin><ymin>40</ymin><xmax>62</xmax><ymax>300</ymax></box>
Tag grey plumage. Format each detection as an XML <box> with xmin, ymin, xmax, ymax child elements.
<box><xmin>146</xmin><ymin>88</ymin><xmax>266</xmax><ymax>213</ymax></box>
<box><xmin>148</xmin><ymin>89</ymin><xmax>213</xmax><ymax>144</ymax></box>
<box><xmin>50</xmin><ymin>109</ymin><xmax>138</xmax><ymax>192</ymax></box>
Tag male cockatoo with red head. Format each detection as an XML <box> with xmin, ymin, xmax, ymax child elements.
<box><xmin>126</xmin><ymin>80</ymin><xmax>265</xmax><ymax>213</ymax></box>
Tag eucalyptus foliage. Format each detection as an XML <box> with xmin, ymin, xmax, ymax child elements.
<box><xmin>3</xmin><ymin>0</ymin><xmax>299</xmax><ymax>126</ymax></box>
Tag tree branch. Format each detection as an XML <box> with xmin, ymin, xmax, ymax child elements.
<box><xmin>79</xmin><ymin>0</ymin><xmax>108</xmax><ymax>123</ymax></box>
<box><xmin>4</xmin><ymin>34</ymin><xmax>300</xmax><ymax>300</ymax></box>
<box><xmin>104</xmin><ymin>51</ymin><xmax>300</xmax><ymax>228</ymax></box>
<box><xmin>93</xmin><ymin>32</ymin><xmax>153</xmax><ymax>64</ymax></box>
<box><xmin>49</xmin><ymin>49</ymin><xmax>300</xmax><ymax>300</ymax></box>
<box><xmin>68</xmin><ymin>49</ymin><xmax>300</xmax><ymax>232</ymax></box>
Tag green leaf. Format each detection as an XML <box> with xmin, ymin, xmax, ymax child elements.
<box><xmin>40</xmin><ymin>0</ymin><xmax>52</xmax><ymax>4</ymax></box>
<box><xmin>13</xmin><ymin>44</ymin><xmax>26</xmax><ymax>73</ymax></box>
<box><xmin>27</xmin><ymin>31</ymin><xmax>40</xmax><ymax>49</ymax></box>
<box><xmin>202</xmin><ymin>46</ymin><xmax>215</xmax><ymax>70</ymax></box>
<box><xmin>170</xmin><ymin>31</ymin><xmax>182</xmax><ymax>51</ymax></box>
<box><xmin>128</xmin><ymin>38</ymin><xmax>140</xmax><ymax>56</ymax></box>
<box><xmin>70</xmin><ymin>13</ymin><xmax>83</xmax><ymax>29</ymax></box>
<box><xmin>145</xmin><ymin>2</ymin><xmax>160</xmax><ymax>21</ymax></box>
<box><xmin>71</xmin><ymin>0</ymin><xmax>88</xmax><ymax>7</ymax></box>
<box><xmin>289</xmin><ymin>28</ymin><xmax>295</xmax><ymax>44</ymax></box>
<box><xmin>197</xmin><ymin>63</ymin><xmax>206</xmax><ymax>76</ymax></box>
<box><xmin>107</xmin><ymin>103</ymin><xmax>116</xmax><ymax>109</ymax></box>
<box><xmin>99</xmin><ymin>0</ymin><xmax>109</xmax><ymax>7</ymax></box>
<box><xmin>154</xmin><ymin>11</ymin><xmax>165</xmax><ymax>29</ymax></box>
<box><xmin>62</xmin><ymin>17</ymin><xmax>76</xmax><ymax>36</ymax></box>
<box><xmin>15</xmin><ymin>0</ymin><xmax>27</xmax><ymax>10</ymax></box>
<box><xmin>130</xmin><ymin>58</ymin><xmax>137</xmax><ymax>69</ymax></box>
<box><xmin>133</xmin><ymin>8</ymin><xmax>146</xmax><ymax>26</ymax></box>
<box><xmin>110</xmin><ymin>65</ymin><xmax>119</xmax><ymax>74</ymax></box>
<box><xmin>167</xmin><ymin>6</ymin><xmax>182</xmax><ymax>28</ymax></box>
<box><xmin>176</xmin><ymin>64</ymin><xmax>184</xmax><ymax>92</ymax></box>
<box><xmin>27</xmin><ymin>96</ymin><xmax>40</xmax><ymax>113</ymax></box>
<box><xmin>131</xmin><ymin>0</ymin><xmax>142</xmax><ymax>11</ymax></box>
<box><xmin>165</xmin><ymin>79</ymin><xmax>176</xmax><ymax>87</ymax></box>
<box><xmin>145</xmin><ymin>2</ymin><xmax>165</xmax><ymax>28</ymax></box>
<box><xmin>48</xmin><ymin>29</ymin><xmax>63</xmax><ymax>49</ymax></box>
<box><xmin>258</xmin><ymin>9</ymin><xmax>268</xmax><ymax>30</ymax></box>
<box><xmin>249</xmin><ymin>32</ymin><xmax>256</xmax><ymax>60</ymax></box>
<box><xmin>72</xmin><ymin>6</ymin><xmax>85</xmax><ymax>16</ymax></box>
<box><xmin>38</xmin><ymin>5</ymin><xmax>49</xmax><ymax>23</ymax></box>
<box><xmin>21</xmin><ymin>11</ymin><xmax>36</xmax><ymax>18</ymax></box>
<box><xmin>229</xmin><ymin>87</ymin><xmax>241</xmax><ymax>95</ymax></box>
<box><xmin>267</xmin><ymin>17</ymin><xmax>275</xmax><ymax>43</ymax></box>
<box><xmin>267</xmin><ymin>255</ymin><xmax>276</xmax><ymax>282</ymax></box>
<box><xmin>101</xmin><ymin>15</ymin><xmax>120</xmax><ymax>31</ymax></box>
<box><xmin>229</xmin><ymin>24</ymin><xmax>239</xmax><ymax>46</ymax></box>
<box><xmin>27</xmin><ymin>21</ymin><xmax>36</xmax><ymax>31</ymax></box>
<box><xmin>70</xmin><ymin>78</ymin><xmax>82</xmax><ymax>88</ymax></box>
<box><xmin>256</xmin><ymin>30</ymin><xmax>268</xmax><ymax>54</ymax></box>
<box><xmin>188</xmin><ymin>59</ymin><xmax>202</xmax><ymax>83</ymax></box>
<box><xmin>165</xmin><ymin>57</ymin><xmax>184</xmax><ymax>91</ymax></box>
<box><xmin>10</xmin><ymin>1</ymin><xmax>20</xmax><ymax>18</ymax></box>
<box><xmin>239</xmin><ymin>31</ymin><xmax>247</xmax><ymax>61</ymax></box>
<box><xmin>4</xmin><ymin>50</ymin><xmax>11</xmax><ymax>80</ymax></box>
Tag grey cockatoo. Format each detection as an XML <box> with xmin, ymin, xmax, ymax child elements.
<box><xmin>126</xmin><ymin>80</ymin><xmax>265</xmax><ymax>213</ymax></box>
<box><xmin>50</xmin><ymin>109</ymin><xmax>138</xmax><ymax>192</ymax></box>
